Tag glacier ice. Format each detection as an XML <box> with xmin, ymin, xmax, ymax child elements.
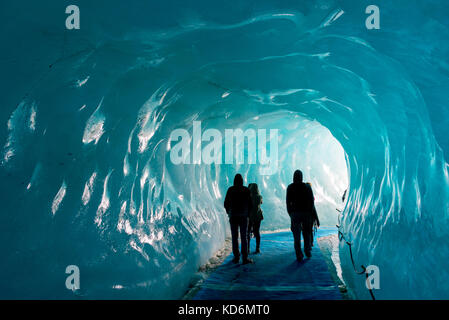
<box><xmin>0</xmin><ymin>0</ymin><xmax>448</xmax><ymax>299</ymax></box>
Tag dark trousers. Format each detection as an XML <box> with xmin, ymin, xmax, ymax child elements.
<box><xmin>229</xmin><ymin>216</ymin><xmax>248</xmax><ymax>261</ymax></box>
<box><xmin>290</xmin><ymin>215</ymin><xmax>312</xmax><ymax>259</ymax></box>
<box><xmin>248</xmin><ymin>219</ymin><xmax>261</xmax><ymax>251</ymax></box>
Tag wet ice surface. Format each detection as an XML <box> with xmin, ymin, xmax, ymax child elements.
<box><xmin>193</xmin><ymin>228</ymin><xmax>341</xmax><ymax>300</ymax></box>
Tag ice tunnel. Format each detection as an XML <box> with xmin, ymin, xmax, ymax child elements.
<box><xmin>0</xmin><ymin>0</ymin><xmax>448</xmax><ymax>299</ymax></box>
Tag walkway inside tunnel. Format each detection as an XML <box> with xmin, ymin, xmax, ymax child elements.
<box><xmin>192</xmin><ymin>228</ymin><xmax>342</xmax><ymax>300</ymax></box>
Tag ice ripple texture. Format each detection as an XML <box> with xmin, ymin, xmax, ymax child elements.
<box><xmin>0</xmin><ymin>0</ymin><xmax>448</xmax><ymax>299</ymax></box>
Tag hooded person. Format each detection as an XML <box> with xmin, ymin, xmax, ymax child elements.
<box><xmin>248</xmin><ymin>183</ymin><xmax>263</xmax><ymax>254</ymax></box>
<box><xmin>305</xmin><ymin>182</ymin><xmax>320</xmax><ymax>248</ymax></box>
<box><xmin>224</xmin><ymin>174</ymin><xmax>253</xmax><ymax>264</ymax></box>
<box><xmin>286</xmin><ymin>170</ymin><xmax>319</xmax><ymax>260</ymax></box>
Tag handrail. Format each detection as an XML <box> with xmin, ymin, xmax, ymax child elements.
<box><xmin>336</xmin><ymin>209</ymin><xmax>376</xmax><ymax>300</ymax></box>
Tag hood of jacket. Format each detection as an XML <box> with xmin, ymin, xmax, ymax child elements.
<box><xmin>234</xmin><ymin>174</ymin><xmax>243</xmax><ymax>187</ymax></box>
<box><xmin>293</xmin><ymin>170</ymin><xmax>303</xmax><ymax>184</ymax></box>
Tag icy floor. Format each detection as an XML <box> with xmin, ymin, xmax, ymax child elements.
<box><xmin>193</xmin><ymin>228</ymin><xmax>341</xmax><ymax>300</ymax></box>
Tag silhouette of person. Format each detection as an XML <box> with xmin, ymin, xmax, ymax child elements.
<box><xmin>224</xmin><ymin>174</ymin><xmax>253</xmax><ymax>264</ymax></box>
<box><xmin>248</xmin><ymin>183</ymin><xmax>263</xmax><ymax>254</ymax></box>
<box><xmin>286</xmin><ymin>170</ymin><xmax>318</xmax><ymax>261</ymax></box>
<box><xmin>304</xmin><ymin>182</ymin><xmax>320</xmax><ymax>249</ymax></box>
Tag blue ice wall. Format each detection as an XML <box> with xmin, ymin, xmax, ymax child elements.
<box><xmin>1</xmin><ymin>0</ymin><xmax>448</xmax><ymax>299</ymax></box>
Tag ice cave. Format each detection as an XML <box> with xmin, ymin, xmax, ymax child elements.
<box><xmin>0</xmin><ymin>0</ymin><xmax>448</xmax><ymax>299</ymax></box>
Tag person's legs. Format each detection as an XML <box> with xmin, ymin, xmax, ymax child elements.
<box><xmin>229</xmin><ymin>217</ymin><xmax>240</xmax><ymax>262</ymax></box>
<box><xmin>290</xmin><ymin>215</ymin><xmax>303</xmax><ymax>261</ymax></box>
<box><xmin>240</xmin><ymin>217</ymin><xmax>249</xmax><ymax>261</ymax></box>
<box><xmin>247</xmin><ymin>220</ymin><xmax>253</xmax><ymax>252</ymax></box>
<box><xmin>254</xmin><ymin>220</ymin><xmax>261</xmax><ymax>253</ymax></box>
<box><xmin>302</xmin><ymin>219</ymin><xmax>312</xmax><ymax>257</ymax></box>
<box><xmin>310</xmin><ymin>224</ymin><xmax>314</xmax><ymax>247</ymax></box>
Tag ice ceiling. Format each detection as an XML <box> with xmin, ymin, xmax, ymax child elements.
<box><xmin>0</xmin><ymin>0</ymin><xmax>448</xmax><ymax>299</ymax></box>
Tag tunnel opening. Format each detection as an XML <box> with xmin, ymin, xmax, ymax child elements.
<box><xmin>169</xmin><ymin>110</ymin><xmax>350</xmax><ymax>230</ymax></box>
<box><xmin>173</xmin><ymin>108</ymin><xmax>351</xmax><ymax>299</ymax></box>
